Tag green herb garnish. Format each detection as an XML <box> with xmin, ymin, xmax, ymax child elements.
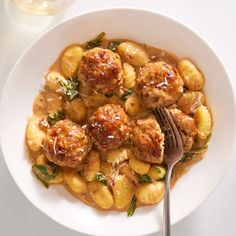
<box><xmin>204</xmin><ymin>133</ymin><xmax>212</xmax><ymax>146</ymax></box>
<box><xmin>127</xmin><ymin>196</ymin><xmax>137</xmax><ymax>217</ymax></box>
<box><xmin>105</xmin><ymin>92</ymin><xmax>115</xmax><ymax>98</ymax></box>
<box><xmin>138</xmin><ymin>174</ymin><xmax>152</xmax><ymax>184</ymax></box>
<box><xmin>108</xmin><ymin>41</ymin><xmax>121</xmax><ymax>52</ymax></box>
<box><xmin>32</xmin><ymin>164</ymin><xmax>58</xmax><ymax>188</ymax></box>
<box><xmin>58</xmin><ymin>76</ymin><xmax>80</xmax><ymax>101</ymax></box>
<box><xmin>46</xmin><ymin>111</ymin><xmax>65</xmax><ymax>126</ymax></box>
<box><xmin>85</xmin><ymin>32</ymin><xmax>106</xmax><ymax>49</ymax></box>
<box><xmin>181</xmin><ymin>133</ymin><xmax>212</xmax><ymax>162</ymax></box>
<box><xmin>95</xmin><ymin>172</ymin><xmax>108</xmax><ymax>186</ymax></box>
<box><xmin>181</xmin><ymin>147</ymin><xmax>207</xmax><ymax>162</ymax></box>
<box><xmin>120</xmin><ymin>89</ymin><xmax>133</xmax><ymax>101</ymax></box>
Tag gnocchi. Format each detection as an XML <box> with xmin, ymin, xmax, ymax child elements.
<box><xmin>64</xmin><ymin>98</ymin><xmax>87</xmax><ymax>123</ymax></box>
<box><xmin>83</xmin><ymin>94</ymin><xmax>108</xmax><ymax>109</ymax></box>
<box><xmin>129</xmin><ymin>156</ymin><xmax>150</xmax><ymax>175</ymax></box>
<box><xmin>88</xmin><ymin>181</ymin><xmax>114</xmax><ymax>209</ymax></box>
<box><xmin>26</xmin><ymin>117</ymin><xmax>46</xmax><ymax>152</ymax></box>
<box><xmin>119</xmin><ymin>162</ymin><xmax>139</xmax><ymax>184</ymax></box>
<box><xmin>106</xmin><ymin>147</ymin><xmax>129</xmax><ymax>164</ymax></box>
<box><xmin>125</xmin><ymin>94</ymin><xmax>141</xmax><ymax>117</ymax></box>
<box><xmin>36</xmin><ymin>154</ymin><xmax>48</xmax><ymax>165</ymax></box>
<box><xmin>135</xmin><ymin>182</ymin><xmax>164</xmax><ymax>204</ymax></box>
<box><xmin>45</xmin><ymin>71</ymin><xmax>64</xmax><ymax>92</ymax></box>
<box><xmin>112</xmin><ymin>175</ymin><xmax>134</xmax><ymax>209</ymax></box>
<box><xmin>64</xmin><ymin>168</ymin><xmax>87</xmax><ymax>194</ymax></box>
<box><xmin>177</xmin><ymin>59</ymin><xmax>205</xmax><ymax>91</ymax></box>
<box><xmin>45</xmin><ymin>89</ymin><xmax>63</xmax><ymax>113</ymax></box>
<box><xmin>100</xmin><ymin>161</ymin><xmax>113</xmax><ymax>177</ymax></box>
<box><xmin>84</xmin><ymin>150</ymin><xmax>100</xmax><ymax>181</ymax></box>
<box><xmin>177</xmin><ymin>91</ymin><xmax>205</xmax><ymax>114</ymax></box>
<box><xmin>123</xmin><ymin>63</ymin><xmax>136</xmax><ymax>89</ymax></box>
<box><xmin>118</xmin><ymin>42</ymin><xmax>149</xmax><ymax>66</ymax></box>
<box><xmin>33</xmin><ymin>92</ymin><xmax>47</xmax><ymax>116</ymax></box>
<box><xmin>60</xmin><ymin>45</ymin><xmax>84</xmax><ymax>78</ymax></box>
<box><xmin>148</xmin><ymin>165</ymin><xmax>166</xmax><ymax>181</ymax></box>
<box><xmin>194</xmin><ymin>105</ymin><xmax>212</xmax><ymax>139</ymax></box>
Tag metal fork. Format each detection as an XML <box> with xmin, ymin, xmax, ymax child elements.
<box><xmin>153</xmin><ymin>108</ymin><xmax>184</xmax><ymax>236</ymax></box>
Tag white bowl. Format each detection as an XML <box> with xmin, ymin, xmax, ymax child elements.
<box><xmin>0</xmin><ymin>8</ymin><xmax>235</xmax><ymax>236</ymax></box>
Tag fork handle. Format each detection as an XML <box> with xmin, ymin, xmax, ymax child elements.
<box><xmin>163</xmin><ymin>164</ymin><xmax>174</xmax><ymax>236</ymax></box>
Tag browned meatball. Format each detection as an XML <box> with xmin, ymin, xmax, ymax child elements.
<box><xmin>137</xmin><ymin>61</ymin><xmax>184</xmax><ymax>108</ymax></box>
<box><xmin>131</xmin><ymin>115</ymin><xmax>164</xmax><ymax>163</ymax></box>
<box><xmin>169</xmin><ymin>108</ymin><xmax>197</xmax><ymax>152</ymax></box>
<box><xmin>88</xmin><ymin>104</ymin><xmax>131</xmax><ymax>150</ymax></box>
<box><xmin>78</xmin><ymin>48</ymin><xmax>123</xmax><ymax>94</ymax></box>
<box><xmin>44</xmin><ymin>120</ymin><xmax>91</xmax><ymax>167</ymax></box>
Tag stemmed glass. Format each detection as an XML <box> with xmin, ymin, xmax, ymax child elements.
<box><xmin>11</xmin><ymin>0</ymin><xmax>75</xmax><ymax>15</ymax></box>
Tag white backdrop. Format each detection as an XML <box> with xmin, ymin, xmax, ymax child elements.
<box><xmin>0</xmin><ymin>0</ymin><xmax>236</xmax><ymax>236</ymax></box>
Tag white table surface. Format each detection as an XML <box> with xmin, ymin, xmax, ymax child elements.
<box><xmin>0</xmin><ymin>0</ymin><xmax>236</xmax><ymax>235</ymax></box>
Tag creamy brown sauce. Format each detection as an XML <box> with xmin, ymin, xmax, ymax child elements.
<box><xmin>26</xmin><ymin>37</ymin><xmax>210</xmax><ymax>213</ymax></box>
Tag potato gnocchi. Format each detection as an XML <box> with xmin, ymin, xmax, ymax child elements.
<box><xmin>118</xmin><ymin>42</ymin><xmax>149</xmax><ymax>67</ymax></box>
<box><xmin>123</xmin><ymin>63</ymin><xmax>136</xmax><ymax>89</ymax></box>
<box><xmin>112</xmin><ymin>175</ymin><xmax>134</xmax><ymax>209</ymax></box>
<box><xmin>26</xmin><ymin>116</ymin><xmax>46</xmax><ymax>152</ymax></box>
<box><xmin>60</xmin><ymin>45</ymin><xmax>84</xmax><ymax>78</ymax></box>
<box><xmin>26</xmin><ymin>33</ymin><xmax>212</xmax><ymax>216</ymax></box>
<box><xmin>64</xmin><ymin>98</ymin><xmax>87</xmax><ymax>123</ymax></box>
<box><xmin>125</xmin><ymin>94</ymin><xmax>141</xmax><ymax>117</ymax></box>
<box><xmin>84</xmin><ymin>150</ymin><xmax>101</xmax><ymax>181</ymax></box>
<box><xmin>177</xmin><ymin>59</ymin><xmax>205</xmax><ymax>91</ymax></box>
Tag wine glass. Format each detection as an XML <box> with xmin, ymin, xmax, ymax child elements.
<box><xmin>11</xmin><ymin>0</ymin><xmax>75</xmax><ymax>15</ymax></box>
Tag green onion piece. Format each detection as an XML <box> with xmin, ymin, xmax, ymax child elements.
<box><xmin>181</xmin><ymin>147</ymin><xmax>207</xmax><ymax>162</ymax></box>
<box><xmin>38</xmin><ymin>178</ymin><xmax>49</xmax><ymax>188</ymax></box>
<box><xmin>85</xmin><ymin>32</ymin><xmax>106</xmax><ymax>49</ymax></box>
<box><xmin>95</xmin><ymin>172</ymin><xmax>108</xmax><ymax>186</ymax></box>
<box><xmin>181</xmin><ymin>133</ymin><xmax>212</xmax><ymax>162</ymax></box>
<box><xmin>58</xmin><ymin>76</ymin><xmax>80</xmax><ymax>101</ymax></box>
<box><xmin>32</xmin><ymin>164</ymin><xmax>58</xmax><ymax>188</ymax></box>
<box><xmin>127</xmin><ymin>196</ymin><xmax>137</xmax><ymax>217</ymax></box>
<box><xmin>205</xmin><ymin>133</ymin><xmax>212</xmax><ymax>146</ymax></box>
<box><xmin>138</xmin><ymin>174</ymin><xmax>152</xmax><ymax>184</ymax></box>
<box><xmin>120</xmin><ymin>89</ymin><xmax>133</xmax><ymax>101</ymax></box>
<box><xmin>108</xmin><ymin>41</ymin><xmax>121</xmax><ymax>52</ymax></box>
<box><xmin>46</xmin><ymin>111</ymin><xmax>65</xmax><ymax>126</ymax></box>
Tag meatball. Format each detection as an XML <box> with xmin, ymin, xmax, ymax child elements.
<box><xmin>44</xmin><ymin>120</ymin><xmax>91</xmax><ymax>167</ymax></box>
<box><xmin>88</xmin><ymin>104</ymin><xmax>131</xmax><ymax>150</ymax></box>
<box><xmin>169</xmin><ymin>108</ymin><xmax>197</xmax><ymax>152</ymax></box>
<box><xmin>78</xmin><ymin>48</ymin><xmax>123</xmax><ymax>94</ymax></box>
<box><xmin>131</xmin><ymin>115</ymin><xmax>164</xmax><ymax>163</ymax></box>
<box><xmin>137</xmin><ymin>61</ymin><xmax>184</xmax><ymax>108</ymax></box>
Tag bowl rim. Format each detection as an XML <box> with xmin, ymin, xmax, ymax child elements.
<box><xmin>1</xmin><ymin>7</ymin><xmax>236</xmax><ymax>236</ymax></box>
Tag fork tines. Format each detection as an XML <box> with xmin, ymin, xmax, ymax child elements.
<box><xmin>153</xmin><ymin>108</ymin><xmax>183</xmax><ymax>150</ymax></box>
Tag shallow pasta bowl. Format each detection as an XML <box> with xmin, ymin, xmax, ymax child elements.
<box><xmin>0</xmin><ymin>8</ymin><xmax>236</xmax><ymax>236</ymax></box>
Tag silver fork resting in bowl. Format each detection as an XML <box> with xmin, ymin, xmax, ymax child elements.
<box><xmin>153</xmin><ymin>108</ymin><xmax>184</xmax><ymax>236</ymax></box>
